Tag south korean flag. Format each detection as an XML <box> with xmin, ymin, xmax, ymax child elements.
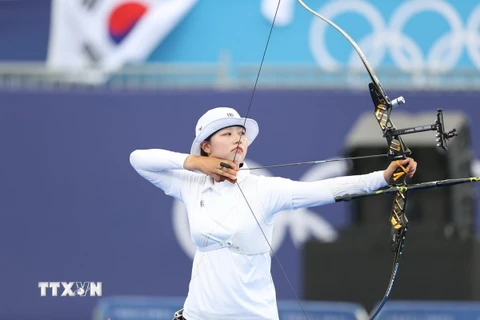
<box><xmin>47</xmin><ymin>0</ymin><xmax>198</xmax><ymax>82</ymax></box>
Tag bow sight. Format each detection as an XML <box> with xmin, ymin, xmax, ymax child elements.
<box><xmin>370</xmin><ymin>83</ymin><xmax>458</xmax><ymax>161</ymax></box>
<box><xmin>382</xmin><ymin>105</ymin><xmax>458</xmax><ymax>157</ymax></box>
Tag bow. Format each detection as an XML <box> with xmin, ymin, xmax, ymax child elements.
<box><xmin>231</xmin><ymin>1</ymin><xmax>460</xmax><ymax>320</ymax></box>
<box><xmin>296</xmin><ymin>1</ymin><xmax>458</xmax><ymax>318</ymax></box>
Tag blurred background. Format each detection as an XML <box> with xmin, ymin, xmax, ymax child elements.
<box><xmin>2</xmin><ymin>0</ymin><xmax>480</xmax><ymax>319</ymax></box>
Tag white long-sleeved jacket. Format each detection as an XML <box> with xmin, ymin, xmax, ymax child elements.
<box><xmin>130</xmin><ymin>149</ymin><xmax>388</xmax><ymax>320</ymax></box>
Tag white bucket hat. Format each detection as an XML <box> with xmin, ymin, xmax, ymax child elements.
<box><xmin>190</xmin><ymin>107</ymin><xmax>259</xmax><ymax>155</ymax></box>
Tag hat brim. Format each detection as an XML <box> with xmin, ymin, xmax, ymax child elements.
<box><xmin>190</xmin><ymin>117</ymin><xmax>259</xmax><ymax>155</ymax></box>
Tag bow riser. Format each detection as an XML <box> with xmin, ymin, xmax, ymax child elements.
<box><xmin>369</xmin><ymin>82</ymin><xmax>410</xmax><ymax>254</ymax></box>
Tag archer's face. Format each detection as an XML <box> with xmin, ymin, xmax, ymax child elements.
<box><xmin>201</xmin><ymin>126</ymin><xmax>248</xmax><ymax>166</ymax></box>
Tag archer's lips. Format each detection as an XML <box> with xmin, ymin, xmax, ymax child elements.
<box><xmin>233</xmin><ymin>147</ymin><xmax>244</xmax><ymax>153</ymax></box>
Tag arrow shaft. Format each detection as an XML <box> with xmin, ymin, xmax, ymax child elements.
<box><xmin>243</xmin><ymin>153</ymin><xmax>387</xmax><ymax>171</ymax></box>
<box><xmin>335</xmin><ymin>177</ymin><xmax>480</xmax><ymax>202</ymax></box>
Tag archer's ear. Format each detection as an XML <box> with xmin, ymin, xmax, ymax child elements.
<box><xmin>200</xmin><ymin>141</ymin><xmax>211</xmax><ymax>155</ymax></box>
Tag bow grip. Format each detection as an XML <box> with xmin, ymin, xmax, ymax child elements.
<box><xmin>391</xmin><ymin>160</ymin><xmax>408</xmax><ymax>184</ymax></box>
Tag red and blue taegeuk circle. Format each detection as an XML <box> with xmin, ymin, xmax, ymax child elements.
<box><xmin>107</xmin><ymin>1</ymin><xmax>148</xmax><ymax>44</ymax></box>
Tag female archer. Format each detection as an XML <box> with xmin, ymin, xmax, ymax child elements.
<box><xmin>129</xmin><ymin>106</ymin><xmax>417</xmax><ymax>320</ymax></box>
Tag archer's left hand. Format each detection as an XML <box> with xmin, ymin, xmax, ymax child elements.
<box><xmin>383</xmin><ymin>157</ymin><xmax>418</xmax><ymax>184</ymax></box>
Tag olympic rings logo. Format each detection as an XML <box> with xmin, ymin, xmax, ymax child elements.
<box><xmin>309</xmin><ymin>0</ymin><xmax>480</xmax><ymax>72</ymax></box>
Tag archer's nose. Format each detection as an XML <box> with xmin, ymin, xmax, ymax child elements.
<box><xmin>236</xmin><ymin>137</ymin><xmax>246</xmax><ymax>146</ymax></box>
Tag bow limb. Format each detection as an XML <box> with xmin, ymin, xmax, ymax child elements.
<box><xmin>296</xmin><ymin>0</ymin><xmax>385</xmax><ymax>96</ymax></box>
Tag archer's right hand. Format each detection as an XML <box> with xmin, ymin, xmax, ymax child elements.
<box><xmin>184</xmin><ymin>155</ymin><xmax>238</xmax><ymax>183</ymax></box>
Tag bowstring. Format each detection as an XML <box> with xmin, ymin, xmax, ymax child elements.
<box><xmin>231</xmin><ymin>1</ymin><xmax>310</xmax><ymax>319</ymax></box>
